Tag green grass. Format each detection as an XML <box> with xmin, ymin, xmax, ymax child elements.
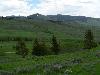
<box><xmin>0</xmin><ymin>45</ymin><xmax>99</xmax><ymax>75</ymax></box>
<box><xmin>0</xmin><ymin>19</ymin><xmax>100</xmax><ymax>75</ymax></box>
<box><xmin>0</xmin><ymin>19</ymin><xmax>100</xmax><ymax>40</ymax></box>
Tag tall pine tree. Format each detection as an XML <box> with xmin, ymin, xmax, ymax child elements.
<box><xmin>84</xmin><ymin>30</ymin><xmax>97</xmax><ymax>49</ymax></box>
<box><xmin>51</xmin><ymin>35</ymin><xmax>60</xmax><ymax>55</ymax></box>
<box><xmin>32</xmin><ymin>38</ymin><xmax>48</xmax><ymax>56</ymax></box>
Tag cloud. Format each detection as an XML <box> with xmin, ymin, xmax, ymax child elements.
<box><xmin>32</xmin><ymin>0</ymin><xmax>79</xmax><ymax>15</ymax></box>
<box><xmin>0</xmin><ymin>0</ymin><xmax>100</xmax><ymax>18</ymax></box>
<box><xmin>0</xmin><ymin>0</ymin><xmax>33</xmax><ymax>16</ymax></box>
<box><xmin>32</xmin><ymin>0</ymin><xmax>100</xmax><ymax>18</ymax></box>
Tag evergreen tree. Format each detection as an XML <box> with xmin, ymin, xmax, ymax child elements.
<box><xmin>32</xmin><ymin>38</ymin><xmax>48</xmax><ymax>56</ymax></box>
<box><xmin>15</xmin><ymin>39</ymin><xmax>28</xmax><ymax>58</ymax></box>
<box><xmin>84</xmin><ymin>30</ymin><xmax>97</xmax><ymax>49</ymax></box>
<box><xmin>51</xmin><ymin>35</ymin><xmax>60</xmax><ymax>55</ymax></box>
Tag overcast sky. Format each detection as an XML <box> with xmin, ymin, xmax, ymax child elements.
<box><xmin>0</xmin><ymin>0</ymin><xmax>100</xmax><ymax>18</ymax></box>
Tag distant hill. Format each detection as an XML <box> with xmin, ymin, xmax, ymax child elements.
<box><xmin>0</xmin><ymin>13</ymin><xmax>100</xmax><ymax>41</ymax></box>
<box><xmin>1</xmin><ymin>13</ymin><xmax>100</xmax><ymax>26</ymax></box>
<box><xmin>27</xmin><ymin>13</ymin><xmax>89</xmax><ymax>22</ymax></box>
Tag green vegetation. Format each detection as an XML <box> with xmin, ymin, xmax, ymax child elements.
<box><xmin>32</xmin><ymin>38</ymin><xmax>48</xmax><ymax>56</ymax></box>
<box><xmin>0</xmin><ymin>19</ymin><xmax>100</xmax><ymax>75</ymax></box>
<box><xmin>51</xmin><ymin>35</ymin><xmax>60</xmax><ymax>55</ymax></box>
<box><xmin>84</xmin><ymin>30</ymin><xmax>97</xmax><ymax>49</ymax></box>
<box><xmin>15</xmin><ymin>39</ymin><xmax>29</xmax><ymax>58</ymax></box>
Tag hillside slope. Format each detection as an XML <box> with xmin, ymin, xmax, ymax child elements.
<box><xmin>0</xmin><ymin>19</ymin><xmax>100</xmax><ymax>41</ymax></box>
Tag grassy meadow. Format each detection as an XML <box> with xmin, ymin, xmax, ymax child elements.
<box><xmin>0</xmin><ymin>19</ymin><xmax>100</xmax><ymax>75</ymax></box>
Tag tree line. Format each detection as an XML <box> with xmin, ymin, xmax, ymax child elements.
<box><xmin>15</xmin><ymin>30</ymin><xmax>98</xmax><ymax>58</ymax></box>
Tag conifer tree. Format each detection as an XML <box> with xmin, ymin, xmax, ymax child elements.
<box><xmin>15</xmin><ymin>39</ymin><xmax>28</xmax><ymax>58</ymax></box>
<box><xmin>51</xmin><ymin>35</ymin><xmax>60</xmax><ymax>55</ymax></box>
<box><xmin>32</xmin><ymin>38</ymin><xmax>48</xmax><ymax>56</ymax></box>
<box><xmin>84</xmin><ymin>29</ymin><xmax>97</xmax><ymax>49</ymax></box>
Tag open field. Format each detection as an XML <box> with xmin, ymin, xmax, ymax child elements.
<box><xmin>0</xmin><ymin>19</ymin><xmax>100</xmax><ymax>75</ymax></box>
<box><xmin>0</xmin><ymin>45</ymin><xmax>100</xmax><ymax>75</ymax></box>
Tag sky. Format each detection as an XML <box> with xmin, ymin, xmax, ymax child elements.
<box><xmin>0</xmin><ymin>0</ymin><xmax>100</xmax><ymax>18</ymax></box>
